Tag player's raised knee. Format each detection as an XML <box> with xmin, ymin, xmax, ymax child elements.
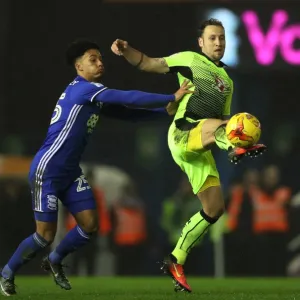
<box><xmin>36</xmin><ymin>227</ymin><xmax>57</xmax><ymax>244</ymax></box>
<box><xmin>80</xmin><ymin>220</ymin><xmax>99</xmax><ymax>234</ymax></box>
<box><xmin>80</xmin><ymin>222</ymin><xmax>99</xmax><ymax>234</ymax></box>
<box><xmin>214</xmin><ymin>205</ymin><xmax>225</xmax><ymax>218</ymax></box>
<box><xmin>75</xmin><ymin>210</ymin><xmax>99</xmax><ymax>234</ymax></box>
<box><xmin>203</xmin><ymin>205</ymin><xmax>225</xmax><ymax>220</ymax></box>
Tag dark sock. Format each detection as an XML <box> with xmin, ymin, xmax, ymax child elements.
<box><xmin>49</xmin><ymin>225</ymin><xmax>92</xmax><ymax>265</ymax></box>
<box><xmin>1</xmin><ymin>232</ymin><xmax>49</xmax><ymax>279</ymax></box>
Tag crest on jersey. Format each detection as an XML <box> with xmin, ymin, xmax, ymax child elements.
<box><xmin>211</xmin><ymin>73</ymin><xmax>230</xmax><ymax>93</ymax></box>
<box><xmin>87</xmin><ymin>114</ymin><xmax>99</xmax><ymax>134</ymax></box>
<box><xmin>47</xmin><ymin>195</ymin><xmax>58</xmax><ymax>211</ymax></box>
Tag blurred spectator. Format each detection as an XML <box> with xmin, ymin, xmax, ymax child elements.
<box><xmin>226</xmin><ymin>165</ymin><xmax>291</xmax><ymax>276</ymax></box>
<box><xmin>92</xmin><ymin>165</ymin><xmax>131</xmax><ymax>208</ymax></box>
<box><xmin>65</xmin><ymin>170</ymin><xmax>111</xmax><ymax>276</ymax></box>
<box><xmin>109</xmin><ymin>180</ymin><xmax>147</xmax><ymax>276</ymax></box>
<box><xmin>253</xmin><ymin>165</ymin><xmax>291</xmax><ymax>276</ymax></box>
<box><xmin>226</xmin><ymin>168</ymin><xmax>260</xmax><ymax>276</ymax></box>
<box><xmin>227</xmin><ymin>168</ymin><xmax>259</xmax><ymax>233</ymax></box>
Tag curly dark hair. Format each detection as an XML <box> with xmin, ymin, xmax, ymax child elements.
<box><xmin>66</xmin><ymin>39</ymin><xmax>100</xmax><ymax>66</ymax></box>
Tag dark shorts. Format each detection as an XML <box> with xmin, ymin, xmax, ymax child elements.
<box><xmin>30</xmin><ymin>174</ymin><xmax>96</xmax><ymax>222</ymax></box>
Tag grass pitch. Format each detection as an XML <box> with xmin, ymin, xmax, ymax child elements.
<box><xmin>5</xmin><ymin>276</ymin><xmax>300</xmax><ymax>300</ymax></box>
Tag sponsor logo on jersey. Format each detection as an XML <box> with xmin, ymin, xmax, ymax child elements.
<box><xmin>87</xmin><ymin>114</ymin><xmax>99</xmax><ymax>133</ymax></box>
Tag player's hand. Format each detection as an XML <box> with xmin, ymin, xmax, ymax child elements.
<box><xmin>174</xmin><ymin>79</ymin><xmax>194</xmax><ymax>103</ymax></box>
<box><xmin>111</xmin><ymin>39</ymin><xmax>129</xmax><ymax>56</ymax></box>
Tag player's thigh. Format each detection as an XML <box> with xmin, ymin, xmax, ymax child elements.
<box><xmin>169</xmin><ymin>122</ymin><xmax>221</xmax><ymax>196</ymax></box>
<box><xmin>168</xmin><ymin>120</ymin><xmax>206</xmax><ymax>158</ymax></box>
<box><xmin>170</xmin><ymin>150</ymin><xmax>220</xmax><ymax>196</ymax></box>
<box><xmin>197</xmin><ymin>184</ymin><xmax>225</xmax><ymax>218</ymax></box>
<box><xmin>30</xmin><ymin>179</ymin><xmax>59</xmax><ymax>241</ymax></box>
<box><xmin>201</xmin><ymin>118</ymin><xmax>228</xmax><ymax>148</ymax></box>
<box><xmin>62</xmin><ymin>174</ymin><xmax>98</xmax><ymax>233</ymax></box>
<box><xmin>188</xmin><ymin>118</ymin><xmax>227</xmax><ymax>151</ymax></box>
<box><xmin>188</xmin><ymin>151</ymin><xmax>220</xmax><ymax>194</ymax></box>
<box><xmin>169</xmin><ymin>119</ymin><xmax>226</xmax><ymax>155</ymax></box>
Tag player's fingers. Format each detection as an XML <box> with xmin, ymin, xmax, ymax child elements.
<box><xmin>116</xmin><ymin>41</ymin><xmax>123</xmax><ymax>48</ymax></box>
<box><xmin>113</xmin><ymin>40</ymin><xmax>121</xmax><ymax>48</ymax></box>
<box><xmin>112</xmin><ymin>41</ymin><xmax>125</xmax><ymax>55</ymax></box>
<box><xmin>111</xmin><ymin>46</ymin><xmax>122</xmax><ymax>56</ymax></box>
<box><xmin>113</xmin><ymin>40</ymin><xmax>120</xmax><ymax>48</ymax></box>
<box><xmin>180</xmin><ymin>81</ymin><xmax>190</xmax><ymax>90</ymax></box>
<box><xmin>111</xmin><ymin>45</ymin><xmax>118</xmax><ymax>52</ymax></box>
<box><xmin>111</xmin><ymin>42</ymin><xmax>118</xmax><ymax>50</ymax></box>
<box><xmin>180</xmin><ymin>79</ymin><xmax>189</xmax><ymax>87</ymax></box>
<box><xmin>116</xmin><ymin>39</ymin><xmax>127</xmax><ymax>49</ymax></box>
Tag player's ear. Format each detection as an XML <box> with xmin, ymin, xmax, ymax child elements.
<box><xmin>75</xmin><ymin>61</ymin><xmax>83</xmax><ymax>72</ymax></box>
<box><xmin>198</xmin><ymin>37</ymin><xmax>203</xmax><ymax>48</ymax></box>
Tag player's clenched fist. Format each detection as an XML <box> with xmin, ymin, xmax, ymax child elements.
<box><xmin>111</xmin><ymin>39</ymin><xmax>128</xmax><ymax>56</ymax></box>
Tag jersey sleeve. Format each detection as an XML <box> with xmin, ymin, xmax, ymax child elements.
<box><xmin>164</xmin><ymin>51</ymin><xmax>194</xmax><ymax>68</ymax></box>
<box><xmin>94</xmin><ymin>89</ymin><xmax>174</xmax><ymax>107</ymax></box>
<box><xmin>101</xmin><ymin>104</ymin><xmax>168</xmax><ymax>122</ymax></box>
<box><xmin>223</xmin><ymin>80</ymin><xmax>234</xmax><ymax>116</ymax></box>
<box><xmin>75</xmin><ymin>82</ymin><xmax>108</xmax><ymax>104</ymax></box>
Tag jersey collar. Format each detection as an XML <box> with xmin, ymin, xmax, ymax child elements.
<box><xmin>75</xmin><ymin>75</ymin><xmax>87</xmax><ymax>82</ymax></box>
<box><xmin>199</xmin><ymin>52</ymin><xmax>227</xmax><ymax>68</ymax></box>
<box><xmin>75</xmin><ymin>75</ymin><xmax>104</xmax><ymax>85</ymax></box>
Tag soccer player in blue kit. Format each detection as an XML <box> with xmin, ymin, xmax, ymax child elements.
<box><xmin>0</xmin><ymin>40</ymin><xmax>193</xmax><ymax>296</ymax></box>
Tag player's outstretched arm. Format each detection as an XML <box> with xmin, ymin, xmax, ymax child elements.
<box><xmin>101</xmin><ymin>104</ymin><xmax>169</xmax><ymax>122</ymax></box>
<box><xmin>94</xmin><ymin>79</ymin><xmax>193</xmax><ymax>108</ymax></box>
<box><xmin>111</xmin><ymin>39</ymin><xmax>169</xmax><ymax>74</ymax></box>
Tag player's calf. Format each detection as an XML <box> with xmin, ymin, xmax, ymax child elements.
<box><xmin>214</xmin><ymin>123</ymin><xmax>233</xmax><ymax>151</ymax></box>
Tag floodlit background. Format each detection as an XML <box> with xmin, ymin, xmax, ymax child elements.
<box><xmin>0</xmin><ymin>0</ymin><xmax>300</xmax><ymax>284</ymax></box>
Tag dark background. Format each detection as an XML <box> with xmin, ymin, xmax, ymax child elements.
<box><xmin>0</xmin><ymin>0</ymin><xmax>299</xmax><ymax>277</ymax></box>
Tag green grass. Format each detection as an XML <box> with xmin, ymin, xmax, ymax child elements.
<box><xmin>5</xmin><ymin>277</ymin><xmax>300</xmax><ymax>300</ymax></box>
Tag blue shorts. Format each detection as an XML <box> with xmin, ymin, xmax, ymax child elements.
<box><xmin>30</xmin><ymin>174</ymin><xmax>96</xmax><ymax>222</ymax></box>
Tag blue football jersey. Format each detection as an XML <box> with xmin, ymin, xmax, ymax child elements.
<box><xmin>29</xmin><ymin>76</ymin><xmax>106</xmax><ymax>184</ymax></box>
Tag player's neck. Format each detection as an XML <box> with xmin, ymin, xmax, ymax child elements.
<box><xmin>207</xmin><ymin>56</ymin><xmax>220</xmax><ymax>66</ymax></box>
<box><xmin>77</xmin><ymin>73</ymin><xmax>101</xmax><ymax>83</ymax></box>
<box><xmin>201</xmin><ymin>51</ymin><xmax>220</xmax><ymax>65</ymax></box>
